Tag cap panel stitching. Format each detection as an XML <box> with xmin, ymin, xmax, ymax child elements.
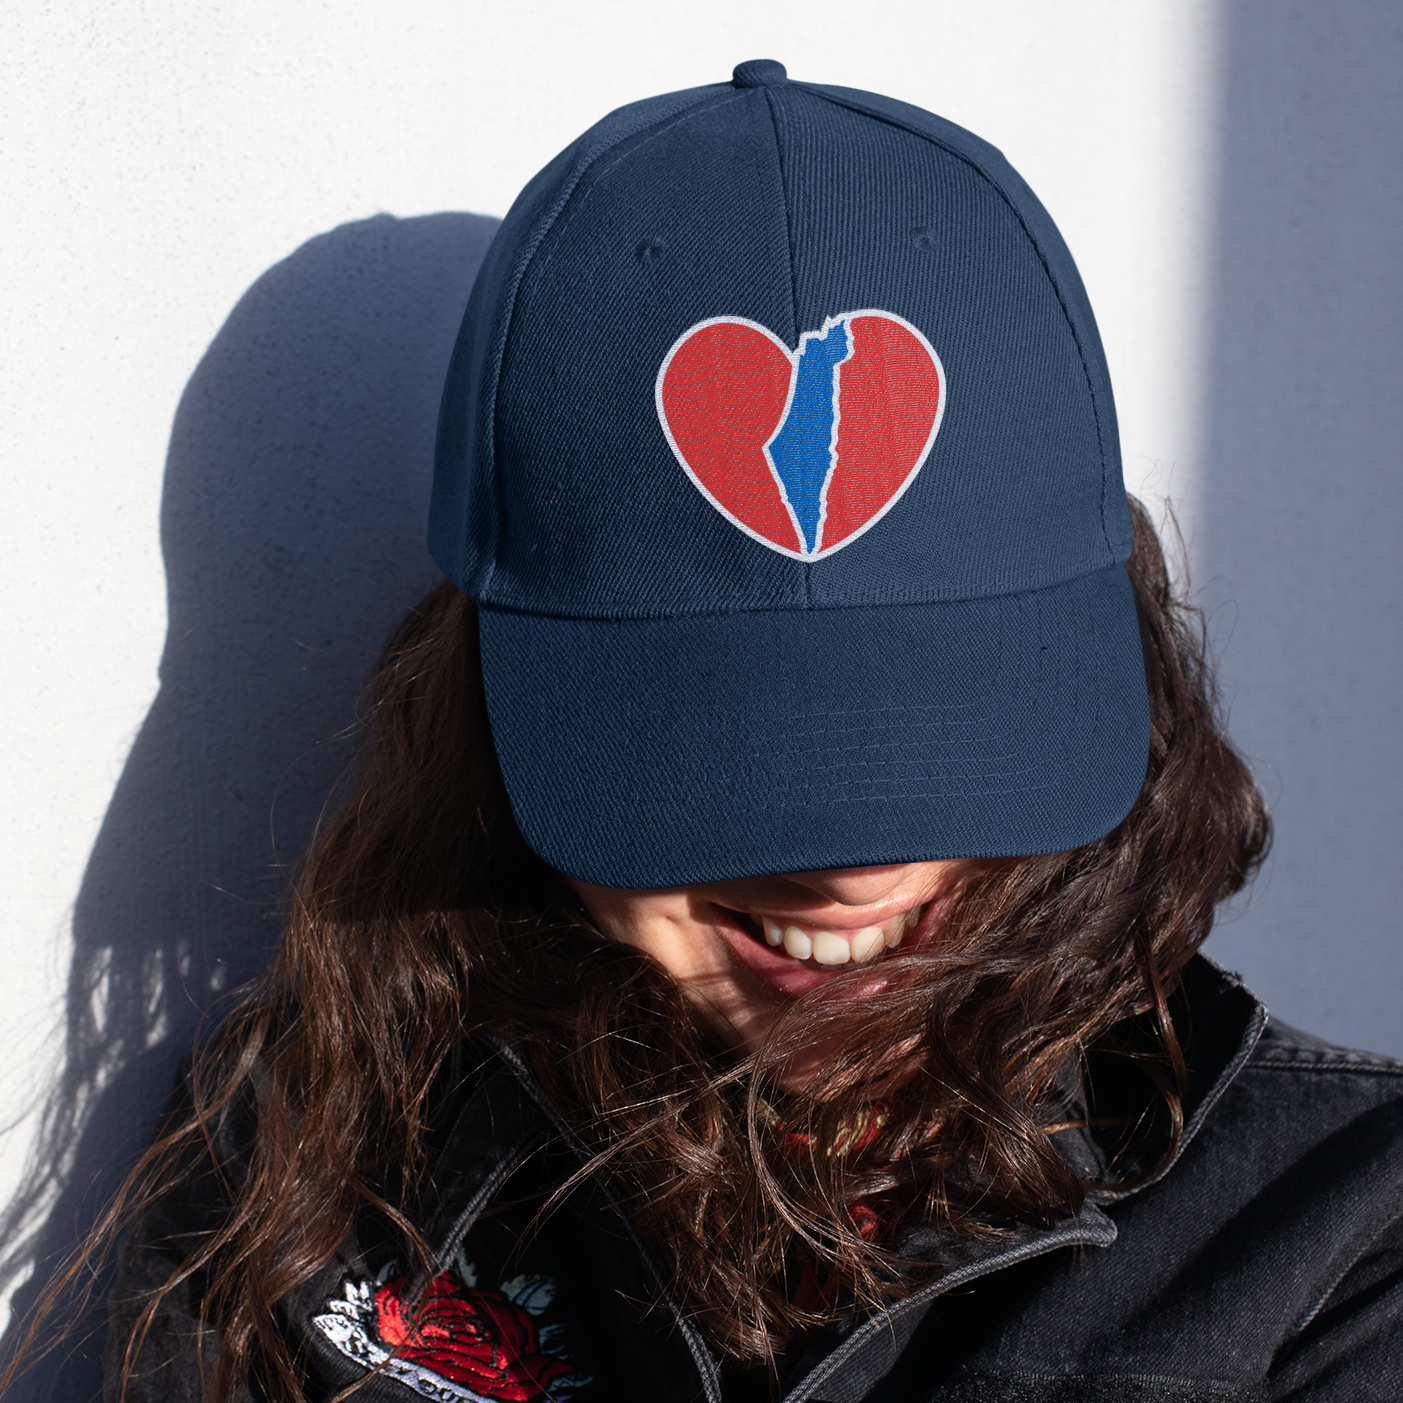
<box><xmin>758</xmin><ymin>90</ymin><xmax>801</xmax><ymax>362</ymax></box>
<box><xmin>528</xmin><ymin>90</ymin><xmax>749</xmax><ymax>270</ymax></box>
<box><xmin>477</xmin><ymin>87</ymin><xmax>740</xmax><ymax>596</ymax></box>
<box><xmin>760</xmin><ymin>86</ymin><xmax>810</xmax><ymax>608</ymax></box>
<box><xmin>793</xmin><ymin>84</ymin><xmax>1120</xmax><ymax>565</ymax></box>
<box><xmin>467</xmin><ymin>550</ymin><xmax>1129</xmax><ymax>621</ymax></box>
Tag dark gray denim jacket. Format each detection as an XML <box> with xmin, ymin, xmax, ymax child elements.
<box><xmin>109</xmin><ymin>956</ymin><xmax>1403</xmax><ymax>1402</ymax></box>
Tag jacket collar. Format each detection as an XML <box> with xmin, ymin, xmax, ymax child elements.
<box><xmin>414</xmin><ymin>954</ymin><xmax>1267</xmax><ymax>1403</ymax></box>
<box><xmin>1058</xmin><ymin>952</ymin><xmax>1267</xmax><ymax>1198</ymax></box>
<box><xmin>778</xmin><ymin>955</ymin><xmax>1268</xmax><ymax>1402</ymax></box>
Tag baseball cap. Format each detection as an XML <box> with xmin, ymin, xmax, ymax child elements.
<box><xmin>430</xmin><ymin>59</ymin><xmax>1150</xmax><ymax>888</ymax></box>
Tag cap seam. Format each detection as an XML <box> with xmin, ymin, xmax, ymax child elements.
<box><xmin>481</xmin><ymin>86</ymin><xmax>744</xmax><ymax>595</ymax></box>
<box><xmin>760</xmin><ymin>85</ymin><xmax>811</xmax><ymax>609</ymax></box>
<box><xmin>475</xmin><ymin>558</ymin><xmax>1130</xmax><ymax>623</ymax></box>
<box><xmin>532</xmin><ymin>90</ymin><xmax>749</xmax><ymax>274</ymax></box>
<box><xmin>792</xmin><ymin>83</ymin><xmax>1119</xmax><ymax>565</ymax></box>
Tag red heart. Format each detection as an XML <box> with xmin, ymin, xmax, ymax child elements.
<box><xmin>655</xmin><ymin>311</ymin><xmax>945</xmax><ymax>560</ymax></box>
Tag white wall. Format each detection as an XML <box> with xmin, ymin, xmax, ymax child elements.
<box><xmin>5</xmin><ymin>0</ymin><xmax>1394</xmax><ymax>1386</ymax></box>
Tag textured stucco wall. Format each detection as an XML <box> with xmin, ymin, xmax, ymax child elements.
<box><xmin>3</xmin><ymin>1</ymin><xmax>1398</xmax><ymax>1393</ymax></box>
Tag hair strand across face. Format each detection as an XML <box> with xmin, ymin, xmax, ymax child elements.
<box><xmin>5</xmin><ymin>499</ymin><xmax>1269</xmax><ymax>1400</ymax></box>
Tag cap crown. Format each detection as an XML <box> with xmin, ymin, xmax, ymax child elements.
<box><xmin>431</xmin><ymin>72</ymin><xmax>1129</xmax><ymax>617</ymax></box>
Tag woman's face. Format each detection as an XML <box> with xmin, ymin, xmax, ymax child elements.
<box><xmin>565</xmin><ymin>860</ymin><xmax>980</xmax><ymax>1065</ymax></box>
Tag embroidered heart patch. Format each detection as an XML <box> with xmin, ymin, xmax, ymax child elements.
<box><xmin>655</xmin><ymin>310</ymin><xmax>945</xmax><ymax>560</ymax></box>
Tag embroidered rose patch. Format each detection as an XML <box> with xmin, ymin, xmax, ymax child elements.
<box><xmin>315</xmin><ymin>1257</ymin><xmax>590</xmax><ymax>1402</ymax></box>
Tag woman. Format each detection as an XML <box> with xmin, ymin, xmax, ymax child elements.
<box><xmin>18</xmin><ymin>59</ymin><xmax>1403</xmax><ymax>1403</ymax></box>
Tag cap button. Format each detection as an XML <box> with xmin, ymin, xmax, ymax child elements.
<box><xmin>732</xmin><ymin>59</ymin><xmax>787</xmax><ymax>88</ymax></box>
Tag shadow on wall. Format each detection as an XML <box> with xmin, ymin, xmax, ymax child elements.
<box><xmin>0</xmin><ymin>211</ymin><xmax>498</xmax><ymax>1400</ymax></box>
<box><xmin>1200</xmin><ymin>0</ymin><xmax>1403</xmax><ymax>1055</ymax></box>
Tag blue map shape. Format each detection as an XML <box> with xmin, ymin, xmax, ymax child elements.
<box><xmin>766</xmin><ymin>319</ymin><xmax>853</xmax><ymax>553</ymax></box>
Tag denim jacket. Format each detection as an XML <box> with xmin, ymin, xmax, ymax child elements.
<box><xmin>108</xmin><ymin>956</ymin><xmax>1403</xmax><ymax>1402</ymax></box>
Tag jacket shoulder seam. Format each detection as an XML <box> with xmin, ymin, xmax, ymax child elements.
<box><xmin>1289</xmin><ymin>1204</ymin><xmax>1403</xmax><ymax>1341</ymax></box>
<box><xmin>1246</xmin><ymin>1050</ymin><xmax>1403</xmax><ymax>1076</ymax></box>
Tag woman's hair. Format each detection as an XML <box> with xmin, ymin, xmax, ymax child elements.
<box><xmin>9</xmin><ymin>497</ymin><xmax>1269</xmax><ymax>1401</ymax></box>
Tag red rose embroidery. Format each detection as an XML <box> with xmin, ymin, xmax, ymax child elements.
<box><xmin>374</xmin><ymin>1272</ymin><xmax>573</xmax><ymax>1402</ymax></box>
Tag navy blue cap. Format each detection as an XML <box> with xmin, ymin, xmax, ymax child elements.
<box><xmin>430</xmin><ymin>62</ymin><xmax>1149</xmax><ymax>887</ymax></box>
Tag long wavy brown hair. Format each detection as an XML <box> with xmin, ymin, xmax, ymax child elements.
<box><xmin>6</xmin><ymin>497</ymin><xmax>1268</xmax><ymax>1401</ymax></box>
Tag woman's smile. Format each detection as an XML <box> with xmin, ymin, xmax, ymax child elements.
<box><xmin>708</xmin><ymin>900</ymin><xmax>928</xmax><ymax>999</ymax></box>
<box><xmin>565</xmin><ymin>863</ymin><xmax>976</xmax><ymax>1056</ymax></box>
<box><xmin>727</xmin><ymin>902</ymin><xmax>922</xmax><ymax>962</ymax></box>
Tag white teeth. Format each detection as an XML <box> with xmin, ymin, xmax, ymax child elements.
<box><xmin>849</xmin><ymin>927</ymin><xmax>885</xmax><ymax>963</ymax></box>
<box><xmin>782</xmin><ymin>926</ymin><xmax>812</xmax><ymax>960</ymax></box>
<box><xmin>755</xmin><ymin>902</ymin><xmax>928</xmax><ymax>964</ymax></box>
<box><xmin>811</xmin><ymin>932</ymin><xmax>850</xmax><ymax>965</ymax></box>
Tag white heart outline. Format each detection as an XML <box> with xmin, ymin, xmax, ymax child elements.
<box><xmin>654</xmin><ymin>309</ymin><xmax>947</xmax><ymax>562</ymax></box>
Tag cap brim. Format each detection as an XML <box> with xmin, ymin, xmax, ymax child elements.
<box><xmin>478</xmin><ymin>563</ymin><xmax>1149</xmax><ymax>888</ymax></box>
